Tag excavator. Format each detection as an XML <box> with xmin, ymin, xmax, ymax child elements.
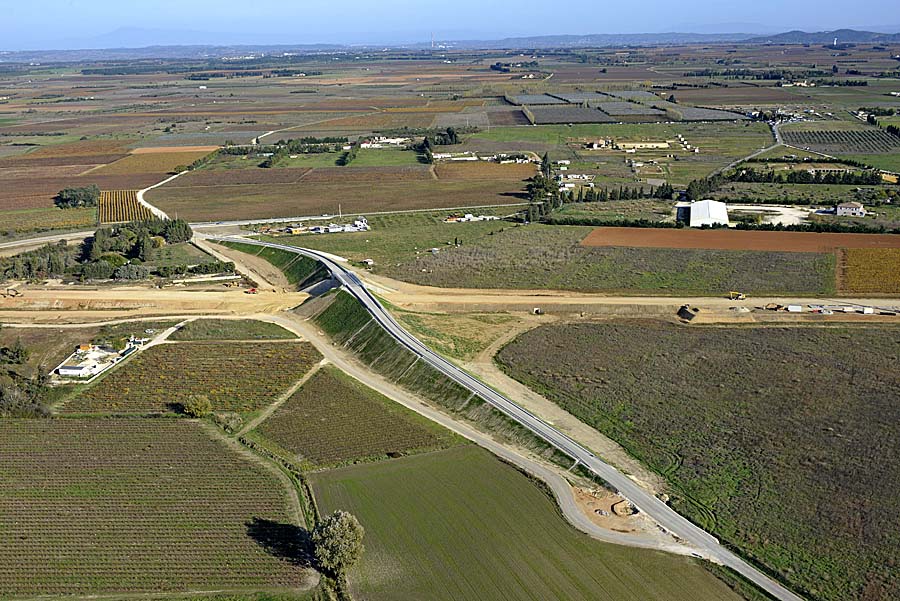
<box><xmin>727</xmin><ymin>291</ymin><xmax>746</xmax><ymax>301</ymax></box>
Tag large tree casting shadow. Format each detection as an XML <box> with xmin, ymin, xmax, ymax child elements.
<box><xmin>246</xmin><ymin>517</ymin><xmax>315</xmax><ymax>567</ymax></box>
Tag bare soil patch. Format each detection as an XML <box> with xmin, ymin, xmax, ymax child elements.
<box><xmin>581</xmin><ymin>226</ymin><xmax>900</xmax><ymax>253</ymax></box>
<box><xmin>435</xmin><ymin>162</ymin><xmax>537</xmax><ymax>181</ymax></box>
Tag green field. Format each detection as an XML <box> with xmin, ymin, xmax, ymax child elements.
<box><xmin>170</xmin><ymin>319</ymin><xmax>298</xmax><ymax>341</ymax></box>
<box><xmin>841</xmin><ymin>153</ymin><xmax>900</xmax><ymax>172</ymax></box>
<box><xmin>496</xmin><ymin>322</ymin><xmax>900</xmax><ymax>601</ymax></box>
<box><xmin>144</xmin><ymin>241</ymin><xmax>217</xmax><ymax>269</ymax></box>
<box><xmin>351</xmin><ymin>148</ymin><xmax>424</xmax><ymax>167</ymax></box>
<box><xmin>250</xmin><ymin>367</ymin><xmax>460</xmax><ymax>469</ymax></box>
<box><xmin>0</xmin><ymin>419</ymin><xmax>317</xmax><ymax>596</ymax></box>
<box><xmin>311</xmin><ymin>445</ymin><xmax>743</xmax><ymax>601</ymax></box>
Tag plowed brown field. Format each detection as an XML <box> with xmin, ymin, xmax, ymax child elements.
<box><xmin>581</xmin><ymin>227</ymin><xmax>900</xmax><ymax>253</ymax></box>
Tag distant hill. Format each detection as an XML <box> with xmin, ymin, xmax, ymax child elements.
<box><xmin>746</xmin><ymin>29</ymin><xmax>900</xmax><ymax>44</ymax></box>
<box><xmin>437</xmin><ymin>32</ymin><xmax>757</xmax><ymax>49</ymax></box>
<box><xmin>2</xmin><ymin>29</ymin><xmax>900</xmax><ymax>63</ymax></box>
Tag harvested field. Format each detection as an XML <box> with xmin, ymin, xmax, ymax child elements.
<box><xmin>169</xmin><ymin>319</ymin><xmax>298</xmax><ymax>341</ymax></box>
<box><xmin>300</xmin><ymin>165</ymin><xmax>433</xmax><ymax>183</ymax></box>
<box><xmin>434</xmin><ymin>162</ymin><xmax>536</xmax><ymax>180</ymax></box>
<box><xmin>507</xmin><ymin>94</ymin><xmax>567</xmax><ymax>105</ymax></box>
<box><xmin>781</xmin><ymin>129</ymin><xmax>900</xmax><ymax>153</ymax></box>
<box><xmin>0</xmin><ymin>173</ymin><xmax>163</xmax><ymax>210</ymax></box>
<box><xmin>63</xmin><ymin>341</ymin><xmax>321</xmax><ymax>415</ymax></box>
<box><xmin>148</xmin><ymin>179</ymin><xmax>527</xmax><ymax>221</ymax></box>
<box><xmin>0</xmin><ymin>419</ymin><xmax>316</xmax><ymax>595</ymax></box>
<box><xmin>839</xmin><ymin>248</ymin><xmax>900</xmax><ymax>294</ymax></box>
<box><xmin>0</xmin><ymin>154</ymin><xmax>129</xmax><ymax>168</ymax></box>
<box><xmin>175</xmin><ymin>167</ymin><xmax>312</xmax><ymax>186</ymax></box>
<box><xmin>130</xmin><ymin>145</ymin><xmax>219</xmax><ymax>154</ymax></box>
<box><xmin>251</xmin><ymin>367</ymin><xmax>459</xmax><ymax>469</ymax></box>
<box><xmin>311</xmin><ymin>445</ymin><xmax>742</xmax><ymax>601</ymax></box>
<box><xmin>12</xmin><ymin>139</ymin><xmax>134</xmax><ymax>158</ymax></box>
<box><xmin>529</xmin><ymin>106</ymin><xmax>615</xmax><ymax>124</ymax></box>
<box><xmin>487</xmin><ymin>109</ymin><xmax>531</xmax><ymax>126</ymax></box>
<box><xmin>0</xmin><ymin>164</ymin><xmax>92</xmax><ymax>179</ymax></box>
<box><xmin>0</xmin><ymin>207</ymin><xmax>97</xmax><ymax>233</ymax></box>
<box><xmin>92</xmin><ymin>150</ymin><xmax>215</xmax><ymax>175</ymax></box>
<box><xmin>580</xmin><ymin>226</ymin><xmax>900</xmax><ymax>253</ymax></box>
<box><xmin>99</xmin><ymin>190</ymin><xmax>151</xmax><ymax>223</ymax></box>
<box><xmin>304</xmin><ymin>112</ymin><xmax>436</xmax><ymax>131</ymax></box>
<box><xmin>497</xmin><ymin>322</ymin><xmax>900</xmax><ymax>601</ymax></box>
<box><xmin>597</xmin><ymin>102</ymin><xmax>666</xmax><ymax>116</ymax></box>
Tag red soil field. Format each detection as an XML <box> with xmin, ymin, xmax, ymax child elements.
<box><xmin>580</xmin><ymin>227</ymin><xmax>900</xmax><ymax>253</ymax></box>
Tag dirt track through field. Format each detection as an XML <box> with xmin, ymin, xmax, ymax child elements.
<box><xmin>581</xmin><ymin>227</ymin><xmax>900</xmax><ymax>253</ymax></box>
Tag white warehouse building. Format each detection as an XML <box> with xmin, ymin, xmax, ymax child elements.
<box><xmin>687</xmin><ymin>199</ymin><xmax>729</xmax><ymax>228</ymax></box>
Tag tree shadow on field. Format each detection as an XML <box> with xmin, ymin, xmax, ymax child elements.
<box><xmin>246</xmin><ymin>517</ymin><xmax>315</xmax><ymax>567</ymax></box>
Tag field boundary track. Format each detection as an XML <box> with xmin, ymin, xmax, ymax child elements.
<box><xmin>581</xmin><ymin>227</ymin><xmax>900</xmax><ymax>253</ymax></box>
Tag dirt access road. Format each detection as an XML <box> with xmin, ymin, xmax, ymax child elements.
<box><xmin>356</xmin><ymin>269</ymin><xmax>900</xmax><ymax>317</ymax></box>
<box><xmin>0</xmin><ymin>286</ymin><xmax>306</xmax><ymax>324</ymax></box>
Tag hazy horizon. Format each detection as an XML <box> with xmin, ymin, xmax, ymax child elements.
<box><xmin>5</xmin><ymin>0</ymin><xmax>900</xmax><ymax>51</ymax></box>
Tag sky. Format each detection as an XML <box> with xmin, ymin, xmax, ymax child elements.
<box><xmin>4</xmin><ymin>0</ymin><xmax>900</xmax><ymax>50</ymax></box>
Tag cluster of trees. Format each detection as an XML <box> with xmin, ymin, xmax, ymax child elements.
<box><xmin>312</xmin><ymin>510</ymin><xmax>365</xmax><ymax>582</ymax></box>
<box><xmin>490</xmin><ymin>61</ymin><xmax>538</xmax><ymax>72</ymax></box>
<box><xmin>0</xmin><ymin>240</ymin><xmax>79</xmax><ymax>281</ymax></box>
<box><xmin>729</xmin><ymin>167</ymin><xmax>884</xmax><ymax>186</ymax></box>
<box><xmin>1</xmin><ymin>337</ymin><xmax>29</xmax><ymax>365</ymax></box>
<box><xmin>734</xmin><ymin>221</ymin><xmax>900</xmax><ymax>235</ymax></box>
<box><xmin>861</xmin><ymin>107</ymin><xmax>896</xmax><ymax>117</ymax></box>
<box><xmin>0</xmin><ymin>378</ymin><xmax>49</xmax><ymax>418</ymax></box>
<box><xmin>427</xmin><ymin>127</ymin><xmax>460</xmax><ymax>146</ymax></box>
<box><xmin>685</xmin><ymin>175</ymin><xmax>726</xmax><ymax>201</ymax></box>
<box><xmin>812</xmin><ymin>79</ymin><xmax>868</xmax><ymax>87</ymax></box>
<box><xmin>54</xmin><ymin>185</ymin><xmax>100</xmax><ymax>209</ymax></box>
<box><xmin>574</xmin><ymin>183</ymin><xmax>674</xmax><ymax>203</ymax></box>
<box><xmin>257</xmin><ymin>136</ymin><xmax>349</xmax><ymax>167</ymax></box>
<box><xmin>681</xmin><ymin>68</ymin><xmax>825</xmax><ymax>80</ymax></box>
<box><xmin>156</xmin><ymin>260</ymin><xmax>235</xmax><ymax>278</ymax></box>
<box><xmin>337</xmin><ymin>144</ymin><xmax>359</xmax><ymax>166</ymax></box>
<box><xmin>545</xmin><ymin>215</ymin><xmax>683</xmax><ymax>228</ymax></box>
<box><xmin>886</xmin><ymin>125</ymin><xmax>900</xmax><ymax>139</ymax></box>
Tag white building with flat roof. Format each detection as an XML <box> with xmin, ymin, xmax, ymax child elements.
<box><xmin>688</xmin><ymin>200</ymin><xmax>729</xmax><ymax>228</ymax></box>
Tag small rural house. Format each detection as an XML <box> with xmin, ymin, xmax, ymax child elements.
<box><xmin>836</xmin><ymin>202</ymin><xmax>866</xmax><ymax>217</ymax></box>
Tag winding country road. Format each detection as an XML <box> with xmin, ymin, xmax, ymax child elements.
<box><xmin>205</xmin><ymin>235</ymin><xmax>806</xmax><ymax>601</ymax></box>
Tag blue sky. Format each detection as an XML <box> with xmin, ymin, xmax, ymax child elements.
<box><xmin>5</xmin><ymin>0</ymin><xmax>900</xmax><ymax>50</ymax></box>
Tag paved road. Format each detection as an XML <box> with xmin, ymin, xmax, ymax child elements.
<box><xmin>206</xmin><ymin>235</ymin><xmax>805</xmax><ymax>601</ymax></box>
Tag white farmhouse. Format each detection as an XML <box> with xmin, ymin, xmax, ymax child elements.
<box><xmin>836</xmin><ymin>202</ymin><xmax>866</xmax><ymax>217</ymax></box>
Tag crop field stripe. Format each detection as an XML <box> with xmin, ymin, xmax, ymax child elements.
<box><xmin>580</xmin><ymin>226</ymin><xmax>900</xmax><ymax>253</ymax></box>
<box><xmin>99</xmin><ymin>189</ymin><xmax>151</xmax><ymax>223</ymax></box>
